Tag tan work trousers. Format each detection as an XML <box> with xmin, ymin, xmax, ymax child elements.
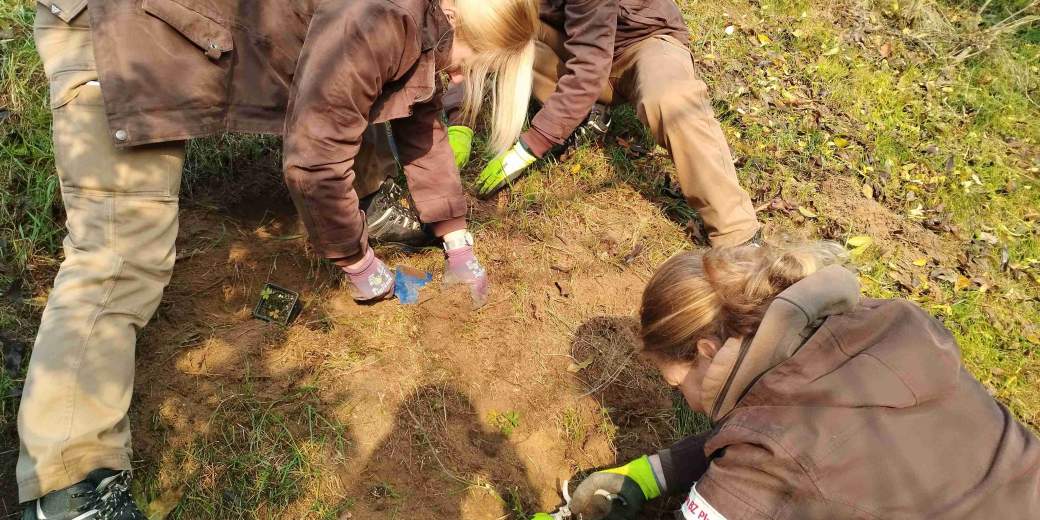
<box><xmin>17</xmin><ymin>4</ymin><xmax>395</xmax><ymax>501</ymax></box>
<box><xmin>534</xmin><ymin>24</ymin><xmax>760</xmax><ymax>246</ymax></box>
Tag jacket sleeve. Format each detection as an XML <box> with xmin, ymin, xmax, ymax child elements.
<box><xmin>523</xmin><ymin>0</ymin><xmax>617</xmax><ymax>156</ymax></box>
<box><xmin>283</xmin><ymin>1</ymin><xmax>418</xmax><ymax>261</ymax></box>
<box><xmin>657</xmin><ymin>431</ymin><xmax>711</xmax><ymax>495</ymax></box>
<box><xmin>389</xmin><ymin>95</ymin><xmax>468</xmax><ymax>227</ymax></box>
<box><xmin>687</xmin><ymin>433</ymin><xmax>808</xmax><ymax>519</ymax></box>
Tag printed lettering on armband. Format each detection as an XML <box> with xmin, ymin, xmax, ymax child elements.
<box><xmin>680</xmin><ymin>484</ymin><xmax>728</xmax><ymax>520</ymax></box>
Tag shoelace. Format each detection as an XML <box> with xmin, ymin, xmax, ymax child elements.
<box><xmin>81</xmin><ymin>472</ymin><xmax>140</xmax><ymax>520</ymax></box>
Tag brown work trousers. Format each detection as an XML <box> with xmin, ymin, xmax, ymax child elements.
<box><xmin>16</xmin><ymin>3</ymin><xmax>395</xmax><ymax>501</ymax></box>
<box><xmin>534</xmin><ymin>24</ymin><xmax>760</xmax><ymax>246</ymax></box>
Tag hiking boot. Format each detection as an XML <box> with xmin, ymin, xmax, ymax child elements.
<box><xmin>563</xmin><ymin>102</ymin><xmax>611</xmax><ymax>150</ymax></box>
<box><xmin>360</xmin><ymin>179</ymin><xmax>436</xmax><ymax>248</ymax></box>
<box><xmin>23</xmin><ymin>469</ymin><xmax>145</xmax><ymax>520</ymax></box>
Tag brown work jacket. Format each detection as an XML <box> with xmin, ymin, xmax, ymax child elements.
<box><xmin>60</xmin><ymin>0</ymin><xmax>463</xmax><ymax>259</ymax></box>
<box><xmin>524</xmin><ymin>0</ymin><xmax>689</xmax><ymax>155</ymax></box>
<box><xmin>657</xmin><ymin>266</ymin><xmax>1040</xmax><ymax>519</ymax></box>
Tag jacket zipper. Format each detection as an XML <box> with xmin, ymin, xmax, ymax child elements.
<box><xmin>710</xmin><ymin>336</ymin><xmax>754</xmax><ymax>421</ymax></box>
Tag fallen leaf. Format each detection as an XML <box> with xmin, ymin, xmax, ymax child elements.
<box><xmin>554</xmin><ymin>280</ymin><xmax>572</xmax><ymax>298</ymax></box>
<box><xmin>954</xmin><ymin>275</ymin><xmax>972</xmax><ymax>292</ymax></box>
<box><xmin>847</xmin><ymin>235</ymin><xmax>873</xmax><ymax>248</ymax></box>
<box><xmin>797</xmin><ymin>206</ymin><xmax>818</xmax><ymax>219</ymax></box>
<box><xmin>879</xmin><ymin>41</ymin><xmax>893</xmax><ymax>58</ymax></box>
<box><xmin>847</xmin><ymin>235</ymin><xmax>873</xmax><ymax>257</ymax></box>
<box><xmin>757</xmin><ymin>33</ymin><xmax>772</xmax><ymax>46</ymax></box>
<box><xmin>570</xmin><ymin>163</ymin><xmax>581</xmax><ymax>174</ymax></box>
<box><xmin>976</xmin><ymin>231</ymin><xmax>999</xmax><ymax>245</ymax></box>
<box><xmin>861</xmin><ymin>183</ymin><xmax>874</xmax><ymax>199</ymax></box>
<box><xmin>833</xmin><ymin>137</ymin><xmax>850</xmax><ymax>148</ymax></box>
<box><xmin>623</xmin><ymin>242</ymin><xmax>645</xmax><ymax>265</ymax></box>
<box><xmin>567</xmin><ymin>358</ymin><xmax>593</xmax><ymax>373</ymax></box>
<box><xmin>930</xmin><ymin>267</ymin><xmax>959</xmax><ymax>285</ymax></box>
<box><xmin>912</xmin><ymin>258</ymin><xmax>928</xmax><ymax>267</ymax></box>
<box><xmin>146</xmin><ymin>487</ymin><xmax>185</xmax><ymax>520</ymax></box>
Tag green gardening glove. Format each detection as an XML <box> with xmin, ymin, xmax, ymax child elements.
<box><xmin>447</xmin><ymin>125</ymin><xmax>474</xmax><ymax>169</ymax></box>
<box><xmin>475</xmin><ymin>139</ymin><xmax>537</xmax><ymax>198</ymax></box>
<box><xmin>570</xmin><ymin>456</ymin><xmax>661</xmax><ymax>520</ymax></box>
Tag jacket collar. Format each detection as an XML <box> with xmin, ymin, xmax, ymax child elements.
<box><xmin>700</xmin><ymin>265</ymin><xmax>861</xmax><ymax>422</ymax></box>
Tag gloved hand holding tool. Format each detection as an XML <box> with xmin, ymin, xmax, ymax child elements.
<box><xmin>442</xmin><ymin>230</ymin><xmax>490</xmax><ymax>308</ymax></box>
<box><xmin>448</xmin><ymin>125</ymin><xmax>474</xmax><ymax>169</ymax></box>
<box><xmin>568</xmin><ymin>455</ymin><xmax>662</xmax><ymax>520</ymax></box>
<box><xmin>475</xmin><ymin>139</ymin><xmax>537</xmax><ymax>197</ymax></box>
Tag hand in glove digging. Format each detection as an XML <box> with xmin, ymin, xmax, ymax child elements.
<box><xmin>570</xmin><ymin>456</ymin><xmax>662</xmax><ymax>520</ymax></box>
<box><xmin>342</xmin><ymin>248</ymin><xmax>395</xmax><ymax>302</ymax></box>
<box><xmin>442</xmin><ymin>231</ymin><xmax>490</xmax><ymax>308</ymax></box>
<box><xmin>476</xmin><ymin>139</ymin><xmax>537</xmax><ymax>197</ymax></box>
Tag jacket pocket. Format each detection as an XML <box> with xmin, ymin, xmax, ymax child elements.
<box><xmin>142</xmin><ymin>0</ymin><xmax>233</xmax><ymax>60</ymax></box>
<box><xmin>35</xmin><ymin>0</ymin><xmax>87</xmax><ymax>24</ymax></box>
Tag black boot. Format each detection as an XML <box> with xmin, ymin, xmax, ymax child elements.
<box><xmin>360</xmin><ymin>179</ymin><xmax>437</xmax><ymax>249</ymax></box>
<box><xmin>563</xmin><ymin>102</ymin><xmax>611</xmax><ymax>150</ymax></box>
<box><xmin>23</xmin><ymin>469</ymin><xmax>145</xmax><ymax>520</ymax></box>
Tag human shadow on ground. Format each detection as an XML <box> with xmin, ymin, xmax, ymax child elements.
<box><xmin>344</xmin><ymin>383</ymin><xmax>541</xmax><ymax>519</ymax></box>
<box><xmin>569</xmin><ymin>315</ymin><xmax>703</xmax><ymax>519</ymax></box>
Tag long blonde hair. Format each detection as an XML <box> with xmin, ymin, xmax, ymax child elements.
<box><xmin>639</xmin><ymin>242</ymin><xmax>847</xmax><ymax>362</ymax></box>
<box><xmin>454</xmin><ymin>0</ymin><xmax>538</xmax><ymax>154</ymax></box>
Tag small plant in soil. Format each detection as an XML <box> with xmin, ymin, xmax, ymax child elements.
<box><xmin>487</xmin><ymin>410</ymin><xmax>521</xmax><ymax>436</ymax></box>
<box><xmin>253</xmin><ymin>283</ymin><xmax>300</xmax><ymax>326</ymax></box>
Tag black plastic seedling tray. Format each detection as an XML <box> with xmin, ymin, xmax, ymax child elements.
<box><xmin>253</xmin><ymin>283</ymin><xmax>300</xmax><ymax>326</ymax></box>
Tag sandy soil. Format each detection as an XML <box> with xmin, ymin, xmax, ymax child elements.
<box><xmin>130</xmin><ymin>184</ymin><xmax>689</xmax><ymax>519</ymax></box>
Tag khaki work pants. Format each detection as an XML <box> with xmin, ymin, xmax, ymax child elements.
<box><xmin>534</xmin><ymin>24</ymin><xmax>761</xmax><ymax>246</ymax></box>
<box><xmin>17</xmin><ymin>4</ymin><xmax>394</xmax><ymax>501</ymax></box>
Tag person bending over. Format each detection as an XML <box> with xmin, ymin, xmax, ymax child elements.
<box><xmin>18</xmin><ymin>1</ymin><xmax>537</xmax><ymax>518</ymax></box>
<box><xmin>537</xmin><ymin>242</ymin><xmax>1040</xmax><ymax>519</ymax></box>
<box><xmin>448</xmin><ymin>0</ymin><xmax>762</xmax><ymax>248</ymax></box>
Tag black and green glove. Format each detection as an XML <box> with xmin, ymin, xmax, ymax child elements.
<box><xmin>570</xmin><ymin>455</ymin><xmax>662</xmax><ymax>520</ymax></box>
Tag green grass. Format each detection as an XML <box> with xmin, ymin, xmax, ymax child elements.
<box><xmin>1</xmin><ymin>0</ymin><xmax>1039</xmax><ymax>516</ymax></box>
<box><xmin>136</xmin><ymin>384</ymin><xmax>351</xmax><ymax>520</ymax></box>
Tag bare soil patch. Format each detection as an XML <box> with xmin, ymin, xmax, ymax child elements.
<box><xmin>131</xmin><ymin>185</ymin><xmax>687</xmax><ymax>518</ymax></box>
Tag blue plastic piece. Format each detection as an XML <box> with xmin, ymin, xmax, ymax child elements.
<box><xmin>394</xmin><ymin>266</ymin><xmax>433</xmax><ymax>304</ymax></box>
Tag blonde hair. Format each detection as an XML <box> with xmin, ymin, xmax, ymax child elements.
<box><xmin>454</xmin><ymin>0</ymin><xmax>538</xmax><ymax>154</ymax></box>
<box><xmin>639</xmin><ymin>242</ymin><xmax>847</xmax><ymax>362</ymax></box>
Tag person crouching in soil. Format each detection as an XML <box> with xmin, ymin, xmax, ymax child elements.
<box><xmin>534</xmin><ymin>242</ymin><xmax>1040</xmax><ymax>519</ymax></box>
<box><xmin>445</xmin><ymin>0</ymin><xmax>762</xmax><ymax>248</ymax></box>
<box><xmin>285</xmin><ymin>0</ymin><xmax>540</xmax><ymax>307</ymax></box>
<box><xmin>18</xmin><ymin>1</ymin><xmax>537</xmax><ymax>519</ymax></box>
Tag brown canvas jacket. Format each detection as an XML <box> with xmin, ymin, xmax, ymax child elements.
<box><xmin>658</xmin><ymin>266</ymin><xmax>1040</xmax><ymax>519</ymax></box>
<box><xmin>62</xmin><ymin>0</ymin><xmax>463</xmax><ymax>259</ymax></box>
<box><xmin>523</xmin><ymin>0</ymin><xmax>689</xmax><ymax>155</ymax></box>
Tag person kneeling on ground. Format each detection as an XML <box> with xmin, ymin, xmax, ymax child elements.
<box><xmin>446</xmin><ymin>0</ymin><xmax>762</xmax><ymax>248</ymax></box>
<box><xmin>535</xmin><ymin>242</ymin><xmax>1040</xmax><ymax>519</ymax></box>
<box><xmin>18</xmin><ymin>0</ymin><xmax>538</xmax><ymax>519</ymax></box>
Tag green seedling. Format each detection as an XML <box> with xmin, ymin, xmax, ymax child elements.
<box><xmin>253</xmin><ymin>283</ymin><xmax>300</xmax><ymax>326</ymax></box>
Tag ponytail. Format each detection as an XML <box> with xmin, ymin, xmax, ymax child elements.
<box><xmin>639</xmin><ymin>242</ymin><xmax>847</xmax><ymax>362</ymax></box>
<box><xmin>454</xmin><ymin>0</ymin><xmax>538</xmax><ymax>153</ymax></box>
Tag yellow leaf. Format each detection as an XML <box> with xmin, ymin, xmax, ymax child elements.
<box><xmin>912</xmin><ymin>258</ymin><xmax>928</xmax><ymax>267</ymax></box>
<box><xmin>847</xmin><ymin>235</ymin><xmax>873</xmax><ymax>248</ymax></box>
<box><xmin>797</xmin><ymin>206</ymin><xmax>818</xmax><ymax>219</ymax></box>
<box><xmin>757</xmin><ymin>34</ymin><xmax>772</xmax><ymax>46</ymax></box>
<box><xmin>954</xmin><ymin>275</ymin><xmax>972</xmax><ymax>292</ymax></box>
<box><xmin>861</xmin><ymin>183</ymin><xmax>874</xmax><ymax>199</ymax></box>
<box><xmin>833</xmin><ymin>137</ymin><xmax>850</xmax><ymax>148</ymax></box>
